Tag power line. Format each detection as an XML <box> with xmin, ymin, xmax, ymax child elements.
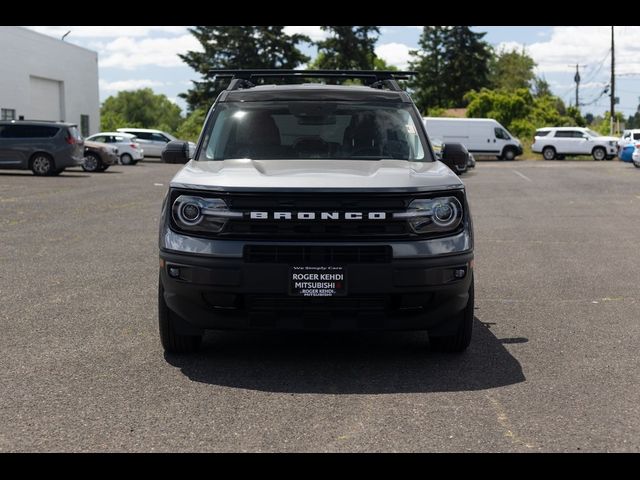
<box><xmin>582</xmin><ymin>50</ymin><xmax>610</xmax><ymax>85</ymax></box>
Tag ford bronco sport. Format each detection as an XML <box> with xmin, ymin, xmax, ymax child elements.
<box><xmin>158</xmin><ymin>70</ymin><xmax>474</xmax><ymax>354</ymax></box>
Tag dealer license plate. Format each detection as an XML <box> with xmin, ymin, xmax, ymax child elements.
<box><xmin>289</xmin><ymin>266</ymin><xmax>346</xmax><ymax>297</ymax></box>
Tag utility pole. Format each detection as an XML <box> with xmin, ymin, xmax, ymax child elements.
<box><xmin>610</xmin><ymin>26</ymin><xmax>616</xmax><ymax>135</ymax></box>
<box><xmin>570</xmin><ymin>64</ymin><xmax>587</xmax><ymax>109</ymax></box>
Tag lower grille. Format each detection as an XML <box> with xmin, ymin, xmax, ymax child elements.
<box><xmin>224</xmin><ymin>220</ymin><xmax>410</xmax><ymax>238</ymax></box>
<box><xmin>246</xmin><ymin>295</ymin><xmax>387</xmax><ymax>312</ymax></box>
<box><xmin>244</xmin><ymin>245</ymin><xmax>392</xmax><ymax>264</ymax></box>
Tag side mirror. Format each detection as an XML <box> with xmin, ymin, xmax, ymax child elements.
<box><xmin>441</xmin><ymin>142</ymin><xmax>468</xmax><ymax>172</ymax></box>
<box><xmin>162</xmin><ymin>141</ymin><xmax>190</xmax><ymax>164</ymax></box>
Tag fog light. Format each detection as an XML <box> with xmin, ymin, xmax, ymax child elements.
<box><xmin>454</xmin><ymin>268</ymin><xmax>466</xmax><ymax>279</ymax></box>
<box><xmin>168</xmin><ymin>266</ymin><xmax>181</xmax><ymax>278</ymax></box>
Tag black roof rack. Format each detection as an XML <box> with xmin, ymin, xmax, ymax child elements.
<box><xmin>210</xmin><ymin>69</ymin><xmax>417</xmax><ymax>92</ymax></box>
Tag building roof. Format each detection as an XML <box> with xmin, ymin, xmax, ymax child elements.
<box><xmin>10</xmin><ymin>26</ymin><xmax>98</xmax><ymax>56</ymax></box>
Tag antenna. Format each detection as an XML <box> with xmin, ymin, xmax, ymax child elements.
<box><xmin>61</xmin><ymin>30</ymin><xmax>71</xmax><ymax>41</ymax></box>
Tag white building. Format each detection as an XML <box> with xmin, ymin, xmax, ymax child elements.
<box><xmin>0</xmin><ymin>26</ymin><xmax>100</xmax><ymax>136</ymax></box>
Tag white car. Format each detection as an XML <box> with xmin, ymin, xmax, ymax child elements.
<box><xmin>532</xmin><ymin>127</ymin><xmax>618</xmax><ymax>161</ymax></box>
<box><xmin>85</xmin><ymin>132</ymin><xmax>144</xmax><ymax>165</ymax></box>
<box><xmin>618</xmin><ymin>129</ymin><xmax>640</xmax><ymax>149</ymax></box>
<box><xmin>633</xmin><ymin>146</ymin><xmax>640</xmax><ymax>168</ymax></box>
<box><xmin>116</xmin><ymin>128</ymin><xmax>196</xmax><ymax>159</ymax></box>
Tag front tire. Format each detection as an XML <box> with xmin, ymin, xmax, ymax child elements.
<box><xmin>592</xmin><ymin>147</ymin><xmax>606</xmax><ymax>161</ymax></box>
<box><xmin>159</xmin><ymin>277</ymin><xmax>202</xmax><ymax>354</ymax></box>
<box><xmin>542</xmin><ymin>147</ymin><xmax>556</xmax><ymax>161</ymax></box>
<box><xmin>430</xmin><ymin>277</ymin><xmax>474</xmax><ymax>353</ymax></box>
<box><xmin>31</xmin><ymin>153</ymin><xmax>55</xmax><ymax>176</ymax></box>
<box><xmin>634</xmin><ymin>161</ymin><xmax>640</xmax><ymax>169</ymax></box>
<box><xmin>82</xmin><ymin>153</ymin><xmax>102</xmax><ymax>172</ymax></box>
<box><xmin>501</xmin><ymin>147</ymin><xmax>517</xmax><ymax>161</ymax></box>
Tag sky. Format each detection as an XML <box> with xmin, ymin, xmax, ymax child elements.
<box><xmin>24</xmin><ymin>26</ymin><xmax>640</xmax><ymax>118</ymax></box>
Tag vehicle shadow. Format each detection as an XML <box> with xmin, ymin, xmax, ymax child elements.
<box><xmin>164</xmin><ymin>317</ymin><xmax>526</xmax><ymax>394</ymax></box>
<box><xmin>0</xmin><ymin>171</ymin><xmax>90</xmax><ymax>178</ymax></box>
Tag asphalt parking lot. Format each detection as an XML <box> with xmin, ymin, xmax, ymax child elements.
<box><xmin>1</xmin><ymin>159</ymin><xmax>639</xmax><ymax>452</ymax></box>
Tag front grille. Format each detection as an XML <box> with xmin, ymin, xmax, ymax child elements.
<box><xmin>224</xmin><ymin>220</ymin><xmax>409</xmax><ymax>237</ymax></box>
<box><xmin>169</xmin><ymin>189</ymin><xmax>465</xmax><ymax>240</ymax></box>
<box><xmin>223</xmin><ymin>192</ymin><xmax>412</xmax><ymax>239</ymax></box>
<box><xmin>244</xmin><ymin>245</ymin><xmax>392</xmax><ymax>264</ymax></box>
<box><xmin>246</xmin><ymin>295</ymin><xmax>387</xmax><ymax>312</ymax></box>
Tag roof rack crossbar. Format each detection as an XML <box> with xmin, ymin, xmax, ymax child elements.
<box><xmin>210</xmin><ymin>70</ymin><xmax>417</xmax><ymax>92</ymax></box>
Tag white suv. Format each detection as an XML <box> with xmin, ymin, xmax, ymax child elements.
<box><xmin>532</xmin><ymin>127</ymin><xmax>619</xmax><ymax>161</ymax></box>
<box><xmin>117</xmin><ymin>128</ymin><xmax>196</xmax><ymax>159</ymax></box>
<box><xmin>618</xmin><ymin>129</ymin><xmax>640</xmax><ymax>149</ymax></box>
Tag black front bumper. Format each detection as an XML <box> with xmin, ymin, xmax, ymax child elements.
<box><xmin>159</xmin><ymin>249</ymin><xmax>473</xmax><ymax>334</ymax></box>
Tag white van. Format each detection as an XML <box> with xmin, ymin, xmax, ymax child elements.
<box><xmin>424</xmin><ymin>117</ymin><xmax>523</xmax><ymax>160</ymax></box>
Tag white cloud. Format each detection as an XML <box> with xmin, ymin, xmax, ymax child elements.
<box><xmin>99</xmin><ymin>35</ymin><xmax>202</xmax><ymax>69</ymax></box>
<box><xmin>498</xmin><ymin>26</ymin><xmax>640</xmax><ymax>76</ymax></box>
<box><xmin>26</xmin><ymin>26</ymin><xmax>188</xmax><ymax>38</ymax></box>
<box><xmin>283</xmin><ymin>26</ymin><xmax>327</xmax><ymax>42</ymax></box>
<box><xmin>375</xmin><ymin>42</ymin><xmax>412</xmax><ymax>70</ymax></box>
<box><xmin>99</xmin><ymin>79</ymin><xmax>165</xmax><ymax>92</ymax></box>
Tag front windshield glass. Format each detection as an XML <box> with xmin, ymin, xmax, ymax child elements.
<box><xmin>585</xmin><ymin>129</ymin><xmax>601</xmax><ymax>138</ymax></box>
<box><xmin>199</xmin><ymin>102</ymin><xmax>430</xmax><ymax>161</ymax></box>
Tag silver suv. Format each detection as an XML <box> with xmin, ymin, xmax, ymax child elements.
<box><xmin>0</xmin><ymin>121</ymin><xmax>85</xmax><ymax>176</ymax></box>
<box><xmin>157</xmin><ymin>70</ymin><xmax>474</xmax><ymax>355</ymax></box>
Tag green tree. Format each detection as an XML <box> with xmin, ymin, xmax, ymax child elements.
<box><xmin>566</xmin><ymin>106</ymin><xmax>586</xmax><ymax>127</ymax></box>
<box><xmin>442</xmin><ymin>27</ymin><xmax>493</xmax><ymax>107</ymax></box>
<box><xmin>372</xmin><ymin>57</ymin><xmax>398</xmax><ymax>71</ymax></box>
<box><xmin>100</xmin><ymin>89</ymin><xmax>183</xmax><ymax>133</ymax></box>
<box><xmin>409</xmin><ymin>26</ymin><xmax>493</xmax><ymax>112</ymax></box>
<box><xmin>179</xmin><ymin>26</ymin><xmax>310</xmax><ymax>112</ymax></box>
<box><xmin>175</xmin><ymin>108</ymin><xmax>207</xmax><ymax>143</ymax></box>
<box><xmin>315</xmin><ymin>26</ymin><xmax>380</xmax><ymax>70</ymax></box>
<box><xmin>308</xmin><ymin>53</ymin><xmax>395</xmax><ymax>71</ymax></box>
<box><xmin>489</xmin><ymin>48</ymin><xmax>536</xmax><ymax>91</ymax></box>
<box><xmin>625</xmin><ymin>106</ymin><xmax>640</xmax><ymax>129</ymax></box>
<box><xmin>533</xmin><ymin>76</ymin><xmax>552</xmax><ymax>98</ymax></box>
<box><xmin>594</xmin><ymin>111</ymin><xmax>625</xmax><ymax>135</ymax></box>
<box><xmin>465</xmin><ymin>88</ymin><xmax>533</xmax><ymax>133</ymax></box>
<box><xmin>100</xmin><ymin>110</ymin><xmax>136</xmax><ymax>132</ymax></box>
<box><xmin>408</xmin><ymin>26</ymin><xmax>448</xmax><ymax>112</ymax></box>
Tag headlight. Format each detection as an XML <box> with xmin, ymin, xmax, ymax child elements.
<box><xmin>172</xmin><ymin>195</ymin><xmax>241</xmax><ymax>233</ymax></box>
<box><xmin>393</xmin><ymin>197</ymin><xmax>463</xmax><ymax>234</ymax></box>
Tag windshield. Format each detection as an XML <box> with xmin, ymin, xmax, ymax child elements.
<box><xmin>585</xmin><ymin>129</ymin><xmax>601</xmax><ymax>138</ymax></box>
<box><xmin>198</xmin><ymin>102</ymin><xmax>430</xmax><ymax>161</ymax></box>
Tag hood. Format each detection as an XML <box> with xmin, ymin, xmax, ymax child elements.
<box><xmin>170</xmin><ymin>159</ymin><xmax>463</xmax><ymax>192</ymax></box>
<box><xmin>596</xmin><ymin>136</ymin><xmax>619</xmax><ymax>142</ymax></box>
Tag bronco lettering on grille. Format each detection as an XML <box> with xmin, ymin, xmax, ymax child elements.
<box><xmin>249</xmin><ymin>212</ymin><xmax>386</xmax><ymax>220</ymax></box>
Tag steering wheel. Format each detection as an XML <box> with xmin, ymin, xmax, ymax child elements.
<box><xmin>293</xmin><ymin>137</ymin><xmax>329</xmax><ymax>156</ymax></box>
<box><xmin>349</xmin><ymin>146</ymin><xmax>382</xmax><ymax>157</ymax></box>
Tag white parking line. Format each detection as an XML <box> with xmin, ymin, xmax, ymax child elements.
<box><xmin>513</xmin><ymin>170</ymin><xmax>533</xmax><ymax>182</ymax></box>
